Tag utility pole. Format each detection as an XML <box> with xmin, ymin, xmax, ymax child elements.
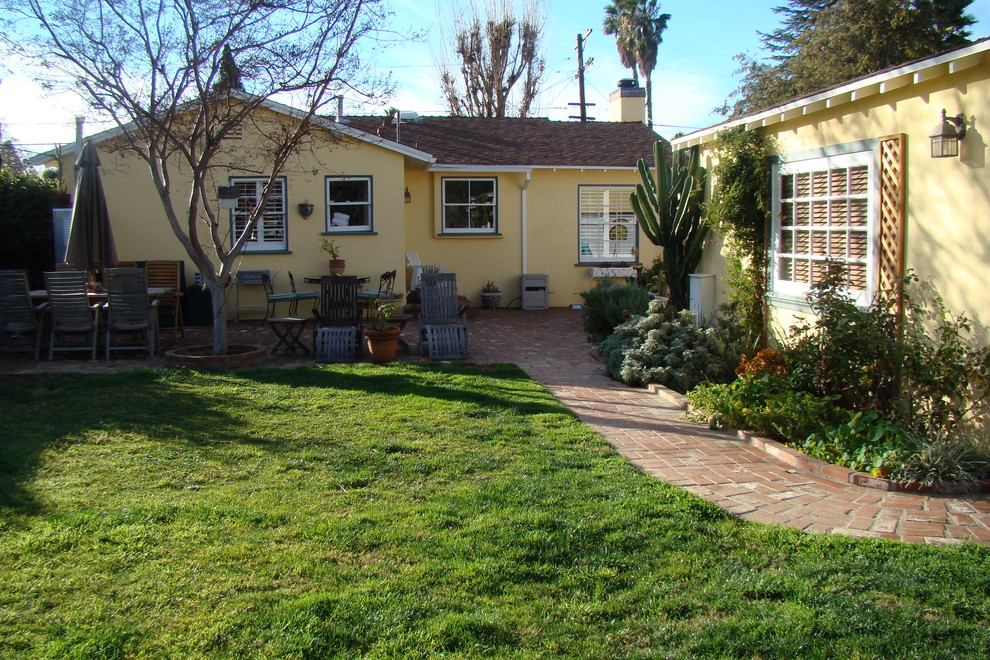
<box><xmin>569</xmin><ymin>30</ymin><xmax>595</xmax><ymax>122</ymax></box>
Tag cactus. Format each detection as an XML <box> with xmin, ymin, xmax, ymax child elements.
<box><xmin>630</xmin><ymin>139</ymin><xmax>709</xmax><ymax>309</ymax></box>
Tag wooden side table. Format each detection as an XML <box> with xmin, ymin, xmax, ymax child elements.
<box><xmin>267</xmin><ymin>316</ymin><xmax>310</xmax><ymax>355</ymax></box>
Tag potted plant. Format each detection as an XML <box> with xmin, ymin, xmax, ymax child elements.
<box><xmin>321</xmin><ymin>238</ymin><xmax>345</xmax><ymax>275</ymax></box>
<box><xmin>363</xmin><ymin>300</ymin><xmax>401</xmax><ymax>363</ymax></box>
<box><xmin>480</xmin><ymin>280</ymin><xmax>501</xmax><ymax>310</ymax></box>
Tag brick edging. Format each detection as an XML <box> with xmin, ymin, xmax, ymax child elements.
<box><xmin>646</xmin><ymin>382</ymin><xmax>990</xmax><ymax>496</ymax></box>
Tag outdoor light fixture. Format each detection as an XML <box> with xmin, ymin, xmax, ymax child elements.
<box><xmin>297</xmin><ymin>201</ymin><xmax>315</xmax><ymax>218</ymax></box>
<box><xmin>217</xmin><ymin>185</ymin><xmax>240</xmax><ymax>209</ymax></box>
<box><xmin>930</xmin><ymin>109</ymin><xmax>967</xmax><ymax>158</ymax></box>
<box><xmin>404</xmin><ymin>187</ymin><xmax>412</xmax><ymax>204</ymax></box>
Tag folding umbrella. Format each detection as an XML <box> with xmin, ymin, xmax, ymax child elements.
<box><xmin>65</xmin><ymin>141</ymin><xmax>117</xmax><ymax>284</ymax></box>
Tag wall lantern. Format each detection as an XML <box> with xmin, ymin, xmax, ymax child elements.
<box><xmin>217</xmin><ymin>185</ymin><xmax>239</xmax><ymax>210</ymax></box>
<box><xmin>930</xmin><ymin>109</ymin><xmax>967</xmax><ymax>158</ymax></box>
<box><xmin>297</xmin><ymin>201</ymin><xmax>315</xmax><ymax>218</ymax></box>
<box><xmin>404</xmin><ymin>187</ymin><xmax>412</xmax><ymax>204</ymax></box>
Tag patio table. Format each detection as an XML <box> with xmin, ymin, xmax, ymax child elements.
<box><xmin>30</xmin><ymin>286</ymin><xmax>175</xmax><ymax>303</ymax></box>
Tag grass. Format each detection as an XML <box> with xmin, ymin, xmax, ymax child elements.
<box><xmin>0</xmin><ymin>363</ymin><xmax>989</xmax><ymax>658</ymax></box>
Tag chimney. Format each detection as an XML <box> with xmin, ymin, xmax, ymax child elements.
<box><xmin>609</xmin><ymin>79</ymin><xmax>646</xmax><ymax>124</ymax></box>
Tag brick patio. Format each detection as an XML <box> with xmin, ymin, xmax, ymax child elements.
<box><xmin>2</xmin><ymin>307</ymin><xmax>988</xmax><ymax>544</ymax></box>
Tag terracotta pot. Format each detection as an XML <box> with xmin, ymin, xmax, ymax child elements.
<box><xmin>363</xmin><ymin>326</ymin><xmax>401</xmax><ymax>363</ymax></box>
<box><xmin>328</xmin><ymin>259</ymin><xmax>346</xmax><ymax>275</ymax></box>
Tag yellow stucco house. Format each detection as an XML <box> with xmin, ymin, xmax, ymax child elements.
<box><xmin>675</xmin><ymin>37</ymin><xmax>990</xmax><ymax>343</ymax></box>
<box><xmin>36</xmin><ymin>82</ymin><xmax>660</xmax><ymax>318</ymax></box>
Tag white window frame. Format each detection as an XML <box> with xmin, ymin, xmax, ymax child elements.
<box><xmin>230</xmin><ymin>177</ymin><xmax>288</xmax><ymax>252</ymax></box>
<box><xmin>441</xmin><ymin>178</ymin><xmax>498</xmax><ymax>234</ymax></box>
<box><xmin>325</xmin><ymin>176</ymin><xmax>373</xmax><ymax>233</ymax></box>
<box><xmin>578</xmin><ymin>185</ymin><xmax>638</xmax><ymax>264</ymax></box>
<box><xmin>770</xmin><ymin>149</ymin><xmax>877</xmax><ymax>308</ymax></box>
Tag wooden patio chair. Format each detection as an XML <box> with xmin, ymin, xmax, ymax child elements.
<box><xmin>43</xmin><ymin>270</ymin><xmax>101</xmax><ymax>360</ymax></box>
<box><xmin>144</xmin><ymin>260</ymin><xmax>184</xmax><ymax>339</ymax></box>
<box><xmin>104</xmin><ymin>267</ymin><xmax>158</xmax><ymax>359</ymax></box>
<box><xmin>0</xmin><ymin>270</ymin><xmax>44</xmax><ymax>359</ymax></box>
<box><xmin>314</xmin><ymin>275</ymin><xmax>363</xmax><ymax>361</ymax></box>
<box><xmin>417</xmin><ymin>272</ymin><xmax>467</xmax><ymax>359</ymax></box>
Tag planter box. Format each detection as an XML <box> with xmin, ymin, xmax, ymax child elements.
<box><xmin>590</xmin><ymin>267</ymin><xmax>637</xmax><ymax>279</ymax></box>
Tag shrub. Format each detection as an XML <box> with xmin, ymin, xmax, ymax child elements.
<box><xmin>800</xmin><ymin>411</ymin><xmax>919</xmax><ymax>476</ymax></box>
<box><xmin>784</xmin><ymin>270</ymin><xmax>990</xmax><ymax>441</ymax></box>
<box><xmin>580</xmin><ymin>278</ymin><xmax>652</xmax><ymax>343</ymax></box>
<box><xmin>599</xmin><ymin>305</ymin><xmax>740</xmax><ymax>393</ymax></box>
<box><xmin>784</xmin><ymin>267</ymin><xmax>899</xmax><ymax>411</ymax></box>
<box><xmin>735</xmin><ymin>348</ymin><xmax>787</xmax><ymax>379</ymax></box>
<box><xmin>687</xmin><ymin>375</ymin><xmax>850</xmax><ymax>443</ymax></box>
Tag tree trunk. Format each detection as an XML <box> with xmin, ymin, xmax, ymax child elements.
<box><xmin>645</xmin><ymin>72</ymin><xmax>653</xmax><ymax>127</ymax></box>
<box><xmin>210</xmin><ymin>281</ymin><xmax>229</xmax><ymax>355</ymax></box>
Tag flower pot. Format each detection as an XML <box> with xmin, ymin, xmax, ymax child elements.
<box><xmin>328</xmin><ymin>259</ymin><xmax>346</xmax><ymax>275</ymax></box>
<box><xmin>480</xmin><ymin>291</ymin><xmax>501</xmax><ymax>310</ymax></box>
<box><xmin>363</xmin><ymin>326</ymin><xmax>401</xmax><ymax>363</ymax></box>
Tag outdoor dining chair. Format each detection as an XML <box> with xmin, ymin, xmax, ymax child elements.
<box><xmin>144</xmin><ymin>260</ymin><xmax>184</xmax><ymax>339</ymax></box>
<box><xmin>358</xmin><ymin>269</ymin><xmax>398</xmax><ymax>318</ymax></box>
<box><xmin>314</xmin><ymin>275</ymin><xmax>363</xmax><ymax>362</ymax></box>
<box><xmin>0</xmin><ymin>270</ymin><xmax>44</xmax><ymax>360</ymax></box>
<box><xmin>104</xmin><ymin>267</ymin><xmax>158</xmax><ymax>359</ymax></box>
<box><xmin>43</xmin><ymin>270</ymin><xmax>101</xmax><ymax>360</ymax></box>
<box><xmin>417</xmin><ymin>272</ymin><xmax>468</xmax><ymax>360</ymax></box>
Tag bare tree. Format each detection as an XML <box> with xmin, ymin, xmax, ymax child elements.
<box><xmin>438</xmin><ymin>0</ymin><xmax>545</xmax><ymax>118</ymax></box>
<box><xmin>2</xmin><ymin>0</ymin><xmax>392</xmax><ymax>354</ymax></box>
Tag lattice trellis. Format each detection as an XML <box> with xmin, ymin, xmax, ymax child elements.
<box><xmin>877</xmin><ymin>134</ymin><xmax>906</xmax><ymax>314</ymax></box>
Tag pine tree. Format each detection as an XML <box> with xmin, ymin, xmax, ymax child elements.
<box><xmin>724</xmin><ymin>0</ymin><xmax>974</xmax><ymax>116</ymax></box>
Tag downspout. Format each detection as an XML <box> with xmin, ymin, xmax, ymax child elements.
<box><xmin>521</xmin><ymin>171</ymin><xmax>531</xmax><ymax>274</ymax></box>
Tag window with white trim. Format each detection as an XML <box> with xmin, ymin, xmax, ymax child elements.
<box><xmin>442</xmin><ymin>178</ymin><xmax>497</xmax><ymax>233</ymax></box>
<box><xmin>578</xmin><ymin>185</ymin><xmax>637</xmax><ymax>263</ymax></box>
<box><xmin>231</xmin><ymin>177</ymin><xmax>287</xmax><ymax>251</ymax></box>
<box><xmin>772</xmin><ymin>150</ymin><xmax>875</xmax><ymax>305</ymax></box>
<box><xmin>326</xmin><ymin>176</ymin><xmax>372</xmax><ymax>232</ymax></box>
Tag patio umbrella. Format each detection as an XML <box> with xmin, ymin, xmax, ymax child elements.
<box><xmin>65</xmin><ymin>141</ymin><xmax>117</xmax><ymax>283</ymax></box>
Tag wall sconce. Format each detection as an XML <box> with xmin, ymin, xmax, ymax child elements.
<box><xmin>930</xmin><ymin>109</ymin><xmax>967</xmax><ymax>158</ymax></box>
<box><xmin>404</xmin><ymin>187</ymin><xmax>412</xmax><ymax>204</ymax></box>
<box><xmin>217</xmin><ymin>185</ymin><xmax>239</xmax><ymax>210</ymax></box>
<box><xmin>297</xmin><ymin>201</ymin><xmax>314</xmax><ymax>218</ymax></box>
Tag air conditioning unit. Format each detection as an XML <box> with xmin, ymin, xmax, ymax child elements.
<box><xmin>689</xmin><ymin>273</ymin><xmax>716</xmax><ymax>326</ymax></box>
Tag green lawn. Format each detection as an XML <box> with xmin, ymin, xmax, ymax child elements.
<box><xmin>1</xmin><ymin>364</ymin><xmax>988</xmax><ymax>658</ymax></box>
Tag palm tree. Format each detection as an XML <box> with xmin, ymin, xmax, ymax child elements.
<box><xmin>602</xmin><ymin>0</ymin><xmax>670</xmax><ymax>127</ymax></box>
<box><xmin>603</xmin><ymin>1</ymin><xmax>639</xmax><ymax>86</ymax></box>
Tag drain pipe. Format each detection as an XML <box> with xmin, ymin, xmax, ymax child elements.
<box><xmin>521</xmin><ymin>170</ymin><xmax>532</xmax><ymax>273</ymax></box>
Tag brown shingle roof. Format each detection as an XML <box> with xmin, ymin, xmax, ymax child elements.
<box><xmin>341</xmin><ymin>116</ymin><xmax>659</xmax><ymax>168</ymax></box>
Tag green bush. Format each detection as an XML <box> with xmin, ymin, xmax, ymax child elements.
<box><xmin>688</xmin><ymin>271</ymin><xmax>990</xmax><ymax>486</ymax></box>
<box><xmin>784</xmin><ymin>270</ymin><xmax>990</xmax><ymax>441</ymax></box>
<box><xmin>785</xmin><ymin>267</ymin><xmax>899</xmax><ymax>411</ymax></box>
<box><xmin>600</xmin><ymin>304</ymin><xmax>739</xmax><ymax>393</ymax></box>
<box><xmin>580</xmin><ymin>278</ymin><xmax>652</xmax><ymax>343</ymax></box>
<box><xmin>801</xmin><ymin>411</ymin><xmax>919</xmax><ymax>476</ymax></box>
<box><xmin>688</xmin><ymin>375</ymin><xmax>850</xmax><ymax>443</ymax></box>
<box><xmin>0</xmin><ymin>168</ymin><xmax>58</xmax><ymax>283</ymax></box>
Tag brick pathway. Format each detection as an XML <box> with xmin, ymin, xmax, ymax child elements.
<box><xmin>3</xmin><ymin>307</ymin><xmax>988</xmax><ymax>544</ymax></box>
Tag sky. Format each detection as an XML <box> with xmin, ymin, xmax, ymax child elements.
<box><xmin>4</xmin><ymin>0</ymin><xmax>990</xmax><ymax>160</ymax></box>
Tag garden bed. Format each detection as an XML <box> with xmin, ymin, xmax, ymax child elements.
<box><xmin>647</xmin><ymin>382</ymin><xmax>990</xmax><ymax>495</ymax></box>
